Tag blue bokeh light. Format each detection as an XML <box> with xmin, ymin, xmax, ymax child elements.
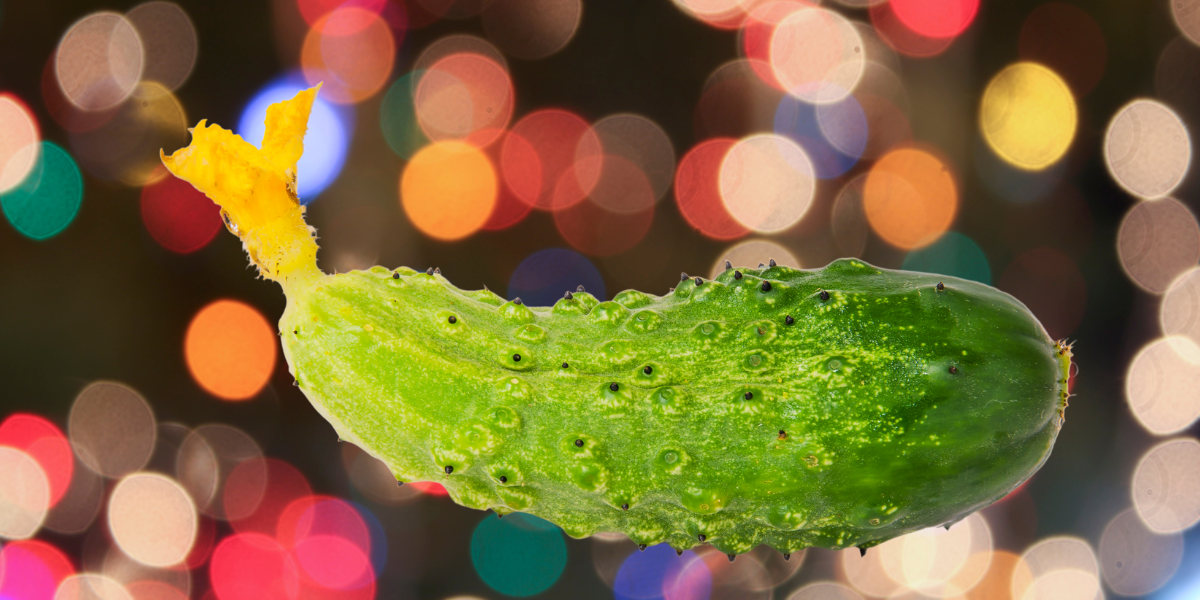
<box><xmin>901</xmin><ymin>231</ymin><xmax>992</xmax><ymax>284</ymax></box>
<box><xmin>614</xmin><ymin>543</ymin><xmax>711</xmax><ymax>600</ymax></box>
<box><xmin>508</xmin><ymin>248</ymin><xmax>606</xmax><ymax>306</ymax></box>
<box><xmin>470</xmin><ymin>513</ymin><xmax>567</xmax><ymax>597</ymax></box>
<box><xmin>348</xmin><ymin>501</ymin><xmax>388</xmax><ymax>577</ymax></box>
<box><xmin>238</xmin><ymin>74</ymin><xmax>353</xmax><ymax>204</ymax></box>
<box><xmin>775</xmin><ymin>92</ymin><xmax>867</xmax><ymax>179</ymax></box>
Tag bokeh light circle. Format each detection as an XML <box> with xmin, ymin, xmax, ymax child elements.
<box><xmin>0</xmin><ymin>539</ymin><xmax>75</xmax><ymax>600</ymax></box>
<box><xmin>108</xmin><ymin>473</ymin><xmax>197</xmax><ymax>567</ymax></box>
<box><xmin>0</xmin><ymin>94</ymin><xmax>41</xmax><ymax>194</ymax></box>
<box><xmin>1117</xmin><ymin>197</ymin><xmax>1200</xmax><ymax>294</ymax></box>
<box><xmin>890</xmin><ymin>0</ymin><xmax>978</xmax><ymax>38</ymax></box>
<box><xmin>979</xmin><ymin>62</ymin><xmax>1077</xmax><ymax>171</ymax></box>
<box><xmin>901</xmin><ymin>231</ymin><xmax>991</xmax><ymax>284</ymax></box>
<box><xmin>1131</xmin><ymin>437</ymin><xmax>1200</xmax><ymax>534</ymax></box>
<box><xmin>1011</xmin><ymin>536</ymin><xmax>1101</xmax><ymax>600</ymax></box>
<box><xmin>508</xmin><ymin>248</ymin><xmax>605</xmax><ymax>306</ymax></box>
<box><xmin>769</xmin><ymin>7</ymin><xmax>865</xmax><ymax>104</ymax></box>
<box><xmin>69</xmin><ymin>82</ymin><xmax>188</xmax><ymax>187</ymax></box>
<box><xmin>863</xmin><ymin>146</ymin><xmax>958</xmax><ymax>250</ymax></box>
<box><xmin>0</xmin><ymin>414</ymin><xmax>73</xmax><ymax>508</ymax></box>
<box><xmin>177</xmin><ymin>424</ymin><xmax>263</xmax><ymax>520</ymax></box>
<box><xmin>54</xmin><ymin>574</ymin><xmax>132</xmax><ymax>600</ymax></box>
<box><xmin>301</xmin><ymin>7</ymin><xmax>396</xmax><ymax>105</ymax></box>
<box><xmin>69</xmin><ymin>381</ymin><xmax>156</xmax><ymax>479</ymax></box>
<box><xmin>380</xmin><ymin>72</ymin><xmax>429</xmax><ymax>160</ymax></box>
<box><xmin>401</xmin><ymin>140</ymin><xmax>497</xmax><ymax>241</ymax></box>
<box><xmin>141</xmin><ymin>174</ymin><xmax>222</xmax><ymax>254</ymax></box>
<box><xmin>55</xmin><ymin>12</ymin><xmax>144</xmax><ymax>112</ymax></box>
<box><xmin>1098</xmin><ymin>507</ymin><xmax>1184</xmax><ymax>596</ymax></box>
<box><xmin>481</xmin><ymin>0</ymin><xmax>583</xmax><ymax>59</ymax></box>
<box><xmin>414</xmin><ymin>53</ymin><xmax>513</xmax><ymax>147</ymax></box>
<box><xmin>675</xmin><ymin>138</ymin><xmax>749</xmax><ymax>241</ymax></box>
<box><xmin>1104</xmin><ymin>99</ymin><xmax>1192</xmax><ymax>200</ymax></box>
<box><xmin>613</xmin><ymin>543</ymin><xmax>710</xmax><ymax>600</ymax></box>
<box><xmin>831</xmin><ymin>175</ymin><xmax>869</xmax><ymax>257</ymax></box>
<box><xmin>1125</xmin><ymin>336</ymin><xmax>1200</xmax><ymax>436</ymax></box>
<box><xmin>0</xmin><ymin>447</ymin><xmax>50</xmax><ymax>540</ymax></box>
<box><xmin>592</xmin><ymin>114</ymin><xmax>676</xmax><ymax>202</ymax></box>
<box><xmin>238</xmin><ymin>77</ymin><xmax>351</xmax><ymax>202</ymax></box>
<box><xmin>502</xmin><ymin>109</ymin><xmax>601</xmax><ymax>210</ymax></box>
<box><xmin>125</xmin><ymin>2</ymin><xmax>198</xmax><ymax>91</ymax></box>
<box><xmin>184</xmin><ymin>300</ymin><xmax>277</xmax><ymax>401</ymax></box>
<box><xmin>210</xmin><ymin>533</ymin><xmax>300</xmax><ymax>600</ymax></box>
<box><xmin>787</xmin><ymin>582</ymin><xmax>862</xmax><ymax>599</ymax></box>
<box><xmin>470</xmin><ymin>513</ymin><xmax>566</xmax><ymax>596</ymax></box>
<box><xmin>553</xmin><ymin>194</ymin><xmax>654</xmax><ymax>257</ymax></box>
<box><xmin>774</xmin><ymin>92</ymin><xmax>868</xmax><ymax>179</ymax></box>
<box><xmin>711</xmin><ymin>239</ymin><xmax>800</xmax><ymax>279</ymax></box>
<box><xmin>1</xmin><ymin>142</ymin><xmax>84</xmax><ymax>241</ymax></box>
<box><xmin>719</xmin><ymin>133</ymin><xmax>816</xmax><ymax>233</ymax></box>
<box><xmin>1162</xmin><ymin>267</ymin><xmax>1200</xmax><ymax>349</ymax></box>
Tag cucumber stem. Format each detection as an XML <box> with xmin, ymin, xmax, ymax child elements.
<box><xmin>160</xmin><ymin>85</ymin><xmax>325</xmax><ymax>292</ymax></box>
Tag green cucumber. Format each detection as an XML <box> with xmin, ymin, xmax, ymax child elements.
<box><xmin>162</xmin><ymin>87</ymin><xmax>1072</xmax><ymax>557</ymax></box>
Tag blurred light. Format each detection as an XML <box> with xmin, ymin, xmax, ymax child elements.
<box><xmin>1173</xmin><ymin>0</ymin><xmax>1200</xmax><ymax>46</ymax></box>
<box><xmin>591</xmin><ymin>536</ymin><xmax>635</xmax><ymax>587</ymax></box>
<box><xmin>710</xmin><ymin>239</ymin><xmax>799</xmax><ymax>278</ymax></box>
<box><xmin>689</xmin><ymin>546</ymin><xmax>776</xmax><ymax>597</ymax></box>
<box><xmin>0</xmin><ymin>414</ymin><xmax>73</xmax><ymax>507</ymax></box>
<box><xmin>238</xmin><ymin>76</ymin><xmax>351</xmax><ymax>202</ymax></box>
<box><xmin>741</xmin><ymin>1</ymin><xmax>813</xmax><ymax>91</ymax></box>
<box><xmin>868</xmin><ymin>2</ymin><xmax>954</xmax><ymax>58</ymax></box>
<box><xmin>0</xmin><ymin>539</ymin><xmax>75</xmax><ymax>600</ymax></box>
<box><xmin>974</xmin><ymin>136</ymin><xmax>1067</xmax><ymax>205</ymax></box>
<box><xmin>55</xmin><ymin>12</ymin><xmax>143</xmax><ymax>111</ymax></box>
<box><xmin>720</xmin><ymin>133</ymin><xmax>816</xmax><ymax>232</ymax></box>
<box><xmin>341</xmin><ymin>444</ymin><xmax>424</xmax><ymax>505</ymax></box>
<box><xmin>501</xmin><ymin>109</ymin><xmax>600</xmax><ymax>210</ymax></box>
<box><xmin>996</xmin><ymin>247</ymin><xmax>1087</xmax><ymax>339</ymax></box>
<box><xmin>693</xmin><ymin>60</ymin><xmax>785</xmax><ymax>141</ymax></box>
<box><xmin>99</xmin><ymin>543</ymin><xmax>192</xmax><ymax>598</ymax></box>
<box><xmin>278</xmin><ymin>496</ymin><xmax>370</xmax><ymax>555</ymax></box>
<box><xmin>471</xmin><ymin>513</ymin><xmax>566</xmax><ymax>596</ymax></box>
<box><xmin>108</xmin><ymin>473</ymin><xmax>196</xmax><ymax>567</ymax></box>
<box><xmin>294</xmin><ymin>534</ymin><xmax>374</xmax><ymax>593</ymax></box>
<box><xmin>414</xmin><ymin>52</ymin><xmax>513</xmax><ymax>147</ymax></box>
<box><xmin>125</xmin><ymin>581</ymin><xmax>188</xmax><ymax>600</ymax></box>
<box><xmin>770</xmin><ymin>8</ymin><xmax>864</xmax><ymax>104</ymax></box>
<box><xmin>1132</xmin><ymin>437</ymin><xmax>1200</xmax><ymax>534</ymax></box>
<box><xmin>140</xmin><ymin>174</ymin><xmax>222</xmax><ymax>254</ymax></box>
<box><xmin>125</xmin><ymin>2</ymin><xmax>198</xmax><ymax>91</ymax></box>
<box><xmin>55</xmin><ymin>574</ymin><xmax>132</xmax><ymax>600</ymax></box>
<box><xmin>1018</xmin><ymin>3</ymin><xmax>1106</xmax><ymax>97</ymax></box>
<box><xmin>184</xmin><ymin>515</ymin><xmax>216</xmax><ymax>569</ymax></box>
<box><xmin>786</xmin><ymin>582</ymin><xmax>862</xmax><ymax>600</ymax></box>
<box><xmin>774</xmin><ymin>92</ymin><xmax>867</xmax><ymax>179</ymax></box>
<box><xmin>480</xmin><ymin>143</ymin><xmax>534</xmax><ymax>231</ymax></box>
<box><xmin>228</xmin><ymin>458</ymin><xmax>310</xmax><ymax>536</ymax></box>
<box><xmin>408</xmin><ymin>481</ymin><xmax>449</xmax><ymax>496</ymax></box>
<box><xmin>553</xmin><ymin>194</ymin><xmax>654</xmax><ymax>257</ymax></box>
<box><xmin>1104</xmin><ymin>99</ymin><xmax>1192</xmax><ymax>200</ymax></box>
<box><xmin>41</xmin><ymin>55</ymin><xmax>118</xmax><ymax>134</ymax></box>
<box><xmin>675</xmin><ymin>138</ymin><xmax>749</xmax><ymax>241</ymax></box>
<box><xmin>184</xmin><ymin>300</ymin><xmax>277</xmax><ymax>401</ymax></box>
<box><xmin>44</xmin><ymin>454</ymin><xmax>103</xmax><ymax>534</ymax></box>
<box><xmin>177</xmin><ymin>424</ymin><xmax>263</xmax><ymax>520</ymax></box>
<box><xmin>297</xmin><ymin>0</ymin><xmax>387</xmax><ymax>29</ymax></box>
<box><xmin>672</xmin><ymin>0</ymin><xmax>748</xmax><ymax>29</ymax></box>
<box><xmin>301</xmin><ymin>7</ymin><xmax>396</xmax><ymax>104</ymax></box>
<box><xmin>348</xmin><ymin>501</ymin><xmax>388</xmax><ymax>577</ymax></box>
<box><xmin>1125</xmin><ymin>337</ymin><xmax>1200</xmax><ymax>436</ymax></box>
<box><xmin>0</xmin><ymin>141</ymin><xmax>83</xmax><ymax>240</ymax></box>
<box><xmin>210</xmin><ymin>533</ymin><xmax>299</xmax><ymax>600</ymax></box>
<box><xmin>1156</xmin><ymin>37</ymin><xmax>1200</xmax><ymax>129</ymax></box>
<box><xmin>70</xmin><ymin>82</ymin><xmax>188</xmax><ymax>186</ymax></box>
<box><xmin>481</xmin><ymin>0</ymin><xmax>583</xmax><ymax>59</ymax></box>
<box><xmin>613</xmin><ymin>543</ymin><xmax>710</xmax><ymax>600</ymax></box>
<box><xmin>901</xmin><ymin>231</ymin><xmax>991</xmax><ymax>285</ymax></box>
<box><xmin>872</xmin><ymin>514</ymin><xmax>993</xmax><ymax>596</ymax></box>
<box><xmin>855</xmin><ymin>77</ymin><xmax>913</xmax><ymax>160</ymax></box>
<box><xmin>1099</xmin><ymin>508</ymin><xmax>1184</xmax><ymax>596</ymax></box>
<box><xmin>1012</xmin><ymin>536</ymin><xmax>1100</xmax><ymax>600</ymax></box>
<box><xmin>0</xmin><ymin>93</ymin><xmax>40</xmax><ymax>194</ymax></box>
<box><xmin>890</xmin><ymin>0</ymin><xmax>977</xmax><ymax>38</ymax></box>
<box><xmin>841</xmin><ymin>539</ymin><xmax>906</xmax><ymax>599</ymax></box>
<box><xmin>863</xmin><ymin>146</ymin><xmax>958</xmax><ymax>250</ymax></box>
<box><xmin>1117</xmin><ymin>198</ymin><xmax>1200</xmax><ymax>294</ymax></box>
<box><xmin>414</xmin><ymin>34</ymin><xmax>508</xmax><ymax>75</ymax></box>
<box><xmin>584</xmin><ymin>155</ymin><xmax>656</xmax><ymax>215</ymax></box>
<box><xmin>979</xmin><ymin>62</ymin><xmax>1076</xmax><ymax>171</ymax></box>
<box><xmin>69</xmin><ymin>381</ymin><xmax>156</xmax><ymax>479</ymax></box>
<box><xmin>508</xmin><ymin>248</ymin><xmax>606</xmax><ymax>305</ymax></box>
<box><xmin>380</xmin><ymin>72</ymin><xmax>430</xmax><ymax>160</ymax></box>
<box><xmin>0</xmin><ymin>447</ymin><xmax>50</xmax><ymax>540</ymax></box>
<box><xmin>1162</xmin><ymin>267</ymin><xmax>1200</xmax><ymax>347</ymax></box>
<box><xmin>593</xmin><ymin>114</ymin><xmax>676</xmax><ymax>202</ymax></box>
<box><xmin>831</xmin><ymin>175</ymin><xmax>869</xmax><ymax>257</ymax></box>
<box><xmin>401</xmin><ymin>140</ymin><xmax>498</xmax><ymax>241</ymax></box>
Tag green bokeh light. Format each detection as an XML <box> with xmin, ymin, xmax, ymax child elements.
<box><xmin>901</xmin><ymin>231</ymin><xmax>991</xmax><ymax>284</ymax></box>
<box><xmin>380</xmin><ymin>71</ymin><xmax>430</xmax><ymax>160</ymax></box>
<box><xmin>1</xmin><ymin>142</ymin><xmax>83</xmax><ymax>241</ymax></box>
<box><xmin>470</xmin><ymin>513</ymin><xmax>566</xmax><ymax>597</ymax></box>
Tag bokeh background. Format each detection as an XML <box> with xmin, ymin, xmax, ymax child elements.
<box><xmin>2</xmin><ymin>0</ymin><xmax>1200</xmax><ymax>598</ymax></box>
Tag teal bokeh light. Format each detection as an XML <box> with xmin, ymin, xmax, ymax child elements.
<box><xmin>470</xmin><ymin>513</ymin><xmax>566</xmax><ymax>597</ymax></box>
<box><xmin>380</xmin><ymin>71</ymin><xmax>429</xmax><ymax>160</ymax></box>
<box><xmin>901</xmin><ymin>231</ymin><xmax>991</xmax><ymax>284</ymax></box>
<box><xmin>1</xmin><ymin>142</ymin><xmax>83</xmax><ymax>240</ymax></box>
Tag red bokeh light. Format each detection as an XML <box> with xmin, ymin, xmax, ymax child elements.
<box><xmin>407</xmin><ymin>481</ymin><xmax>448</xmax><ymax>496</ymax></box>
<box><xmin>210</xmin><ymin>533</ymin><xmax>300</xmax><ymax>600</ymax></box>
<box><xmin>297</xmin><ymin>0</ymin><xmax>387</xmax><ymax>31</ymax></box>
<box><xmin>185</xmin><ymin>515</ymin><xmax>218</xmax><ymax>569</ymax></box>
<box><xmin>740</xmin><ymin>0</ymin><xmax>813</xmax><ymax>90</ymax></box>
<box><xmin>554</xmin><ymin>194</ymin><xmax>654</xmax><ymax>257</ymax></box>
<box><xmin>140</xmin><ymin>175</ymin><xmax>223</xmax><ymax>254</ymax></box>
<box><xmin>501</xmin><ymin>109</ymin><xmax>601</xmax><ymax>211</ymax></box>
<box><xmin>889</xmin><ymin>0</ymin><xmax>979</xmax><ymax>38</ymax></box>
<box><xmin>278</xmin><ymin>496</ymin><xmax>370</xmax><ymax>555</ymax></box>
<box><xmin>294</xmin><ymin>535</ymin><xmax>374</xmax><ymax>591</ymax></box>
<box><xmin>674</xmin><ymin>139</ymin><xmax>749</xmax><ymax>241</ymax></box>
<box><xmin>0</xmin><ymin>540</ymin><xmax>75</xmax><ymax>600</ymax></box>
<box><xmin>481</xmin><ymin>133</ymin><xmax>534</xmax><ymax>230</ymax></box>
<box><xmin>0</xmin><ymin>413</ymin><xmax>73</xmax><ymax>507</ymax></box>
<box><xmin>229</xmin><ymin>459</ymin><xmax>313</xmax><ymax>537</ymax></box>
<box><xmin>869</xmin><ymin>2</ymin><xmax>955</xmax><ymax>58</ymax></box>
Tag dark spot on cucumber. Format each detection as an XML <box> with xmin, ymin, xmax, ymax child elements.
<box><xmin>564</xmin><ymin>291</ymin><xmax>573</xmax><ymax>300</ymax></box>
<box><xmin>778</xmin><ymin>430</ymin><xmax>787</xmax><ymax>439</ymax></box>
<box><xmin>680</xmin><ymin>272</ymin><xmax>689</xmax><ymax>281</ymax></box>
<box><xmin>562</xmin><ymin>362</ymin><xmax>569</xmax><ymax>369</ymax></box>
<box><xmin>783</xmin><ymin>554</ymin><xmax>791</xmax><ymax>561</ymax></box>
<box><xmin>744</xmin><ymin>391</ymin><xmax>754</xmax><ymax>400</ymax></box>
<box><xmin>448</xmin><ymin>315</ymin><xmax>457</xmax><ymax>324</ymax></box>
<box><xmin>949</xmin><ymin>365</ymin><xmax>959</xmax><ymax>374</ymax></box>
<box><xmin>397</xmin><ymin>480</ymin><xmax>404</xmax><ymax>486</ymax></box>
<box><xmin>725</xmin><ymin>260</ymin><xmax>732</xmax><ymax>270</ymax></box>
<box><xmin>698</xmin><ymin>533</ymin><xmax>706</xmax><ymax>541</ymax></box>
<box><xmin>513</xmin><ymin>353</ymin><xmax>521</xmax><ymax>362</ymax></box>
<box><xmin>639</xmin><ymin>544</ymin><xmax>647</xmax><ymax>551</ymax></box>
<box><xmin>622</xmin><ymin>503</ymin><xmax>629</xmax><ymax>510</ymax></box>
<box><xmin>859</xmin><ymin>546</ymin><xmax>867</xmax><ymax>557</ymax></box>
<box><xmin>513</xmin><ymin>297</ymin><xmax>523</xmax><ymax>305</ymax></box>
<box><xmin>761</xmin><ymin>281</ymin><xmax>772</xmax><ymax>292</ymax></box>
<box><xmin>677</xmin><ymin>548</ymin><xmax>684</xmax><ymax>556</ymax></box>
<box><xmin>499</xmin><ymin>475</ymin><xmax>507</xmax><ymax>483</ymax></box>
<box><xmin>575</xmin><ymin>438</ymin><xmax>584</xmax><ymax>447</ymax></box>
<box><xmin>434</xmin><ymin>267</ymin><xmax>441</xmax><ymax>275</ymax></box>
<box><xmin>820</xmin><ymin>290</ymin><xmax>830</xmax><ymax>301</ymax></box>
<box><xmin>694</xmin><ymin>277</ymin><xmax>703</xmax><ymax>286</ymax></box>
<box><xmin>936</xmin><ymin>282</ymin><xmax>945</xmax><ymax>292</ymax></box>
<box><xmin>444</xmin><ymin>465</ymin><xmax>453</xmax><ymax>474</ymax></box>
<box><xmin>785</xmin><ymin>315</ymin><xmax>794</xmax><ymax>325</ymax></box>
<box><xmin>769</xmin><ymin>259</ymin><xmax>777</xmax><ymax>267</ymax></box>
<box><xmin>425</xmin><ymin>267</ymin><xmax>433</xmax><ymax>275</ymax></box>
<box><xmin>728</xmin><ymin>554</ymin><xmax>736</xmax><ymax>562</ymax></box>
<box><xmin>577</xmin><ymin>285</ymin><xmax>585</xmax><ymax>292</ymax></box>
<box><xmin>644</xmin><ymin>365</ymin><xmax>653</xmax><ymax>374</ymax></box>
<box><xmin>392</xmin><ymin>272</ymin><xmax>399</xmax><ymax>279</ymax></box>
<box><xmin>610</xmin><ymin>382</ymin><xmax>619</xmax><ymax>391</ymax></box>
<box><xmin>734</xmin><ymin>271</ymin><xmax>743</xmax><ymax>280</ymax></box>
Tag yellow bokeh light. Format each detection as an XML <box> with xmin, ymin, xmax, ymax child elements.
<box><xmin>401</xmin><ymin>141</ymin><xmax>497</xmax><ymax>241</ymax></box>
<box><xmin>980</xmin><ymin>62</ymin><xmax>1077</xmax><ymax>171</ymax></box>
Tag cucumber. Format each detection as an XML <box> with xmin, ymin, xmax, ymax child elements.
<box><xmin>162</xmin><ymin>88</ymin><xmax>1072</xmax><ymax>556</ymax></box>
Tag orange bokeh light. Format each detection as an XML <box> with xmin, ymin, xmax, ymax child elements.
<box><xmin>185</xmin><ymin>300</ymin><xmax>277</xmax><ymax>401</ymax></box>
<box><xmin>301</xmin><ymin>7</ymin><xmax>395</xmax><ymax>105</ymax></box>
<box><xmin>401</xmin><ymin>140</ymin><xmax>498</xmax><ymax>241</ymax></box>
<box><xmin>863</xmin><ymin>146</ymin><xmax>958</xmax><ymax>250</ymax></box>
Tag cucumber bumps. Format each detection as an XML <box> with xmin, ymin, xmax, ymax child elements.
<box><xmin>162</xmin><ymin>88</ymin><xmax>1072</xmax><ymax>557</ymax></box>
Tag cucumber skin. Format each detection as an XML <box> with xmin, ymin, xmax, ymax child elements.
<box><xmin>280</xmin><ymin>258</ymin><xmax>1069</xmax><ymax>555</ymax></box>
